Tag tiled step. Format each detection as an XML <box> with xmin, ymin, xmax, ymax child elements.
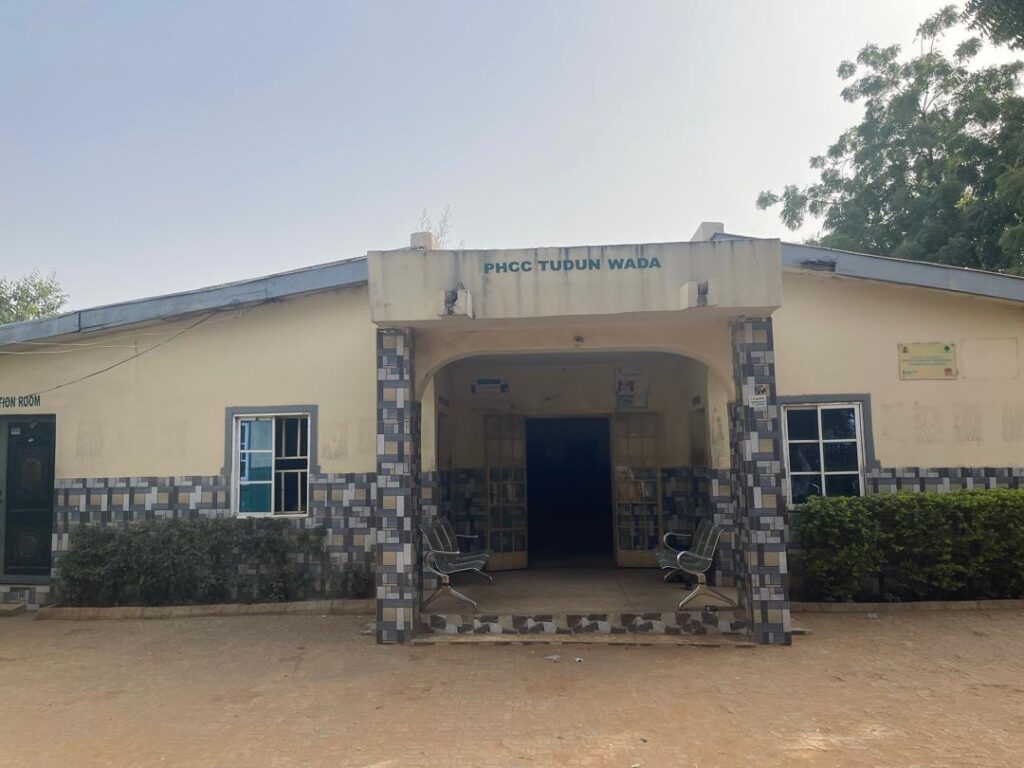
<box><xmin>411</xmin><ymin>633</ymin><xmax>756</xmax><ymax>647</ymax></box>
<box><xmin>421</xmin><ymin>607</ymin><xmax>749</xmax><ymax>636</ymax></box>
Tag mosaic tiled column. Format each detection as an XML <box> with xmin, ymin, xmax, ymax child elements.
<box><xmin>419</xmin><ymin>471</ymin><xmax>441</xmax><ymax>592</ymax></box>
<box><xmin>375</xmin><ymin>328</ymin><xmax>421</xmax><ymax>643</ymax></box>
<box><xmin>730</xmin><ymin>318</ymin><xmax>792</xmax><ymax>645</ymax></box>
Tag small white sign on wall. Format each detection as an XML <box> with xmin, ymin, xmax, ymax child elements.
<box><xmin>747</xmin><ymin>383</ymin><xmax>769</xmax><ymax>410</ymax></box>
<box><xmin>614</xmin><ymin>367</ymin><xmax>649</xmax><ymax>410</ymax></box>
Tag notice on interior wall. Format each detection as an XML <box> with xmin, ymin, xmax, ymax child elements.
<box><xmin>899</xmin><ymin>342</ymin><xmax>958</xmax><ymax>380</ymax></box>
<box><xmin>615</xmin><ymin>367</ymin><xmax>649</xmax><ymax>410</ymax></box>
<box><xmin>470</xmin><ymin>377</ymin><xmax>511</xmax><ymax>410</ymax></box>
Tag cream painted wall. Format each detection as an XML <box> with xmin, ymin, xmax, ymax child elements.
<box><xmin>774</xmin><ymin>272</ymin><xmax>1024</xmax><ymax>467</ymax></box>
<box><xmin>0</xmin><ymin>287</ymin><xmax>378</xmax><ymax>478</ymax></box>
<box><xmin>419</xmin><ymin>354</ymin><xmax>709</xmax><ymax>471</ymax></box>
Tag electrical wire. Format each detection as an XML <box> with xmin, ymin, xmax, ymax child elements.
<box><xmin>0</xmin><ymin>311</ymin><xmax>243</xmax><ymax>354</ymax></box>
<box><xmin>26</xmin><ymin>312</ymin><xmax>217</xmax><ymax>396</ymax></box>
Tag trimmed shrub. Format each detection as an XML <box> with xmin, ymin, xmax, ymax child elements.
<box><xmin>56</xmin><ymin>518</ymin><xmax>369</xmax><ymax>606</ymax></box>
<box><xmin>798</xmin><ymin>489</ymin><xmax>1024</xmax><ymax>602</ymax></box>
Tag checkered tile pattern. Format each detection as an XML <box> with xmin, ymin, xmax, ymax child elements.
<box><xmin>0</xmin><ymin>584</ymin><xmax>51</xmax><ymax>609</ymax></box>
<box><xmin>46</xmin><ymin>473</ymin><xmax>377</xmax><ymax>602</ymax></box>
<box><xmin>660</xmin><ymin>467</ymin><xmax>736</xmax><ymax>586</ymax></box>
<box><xmin>421</xmin><ymin>608</ymin><xmax>748</xmax><ymax>636</ymax></box>
<box><xmin>442</xmin><ymin>469</ymin><xmax>487</xmax><ymax>539</ymax></box>
<box><xmin>375</xmin><ymin>328</ymin><xmax>421</xmax><ymax>643</ymax></box>
<box><xmin>866</xmin><ymin>466</ymin><xmax>1024</xmax><ymax>493</ymax></box>
<box><xmin>730</xmin><ymin>318</ymin><xmax>792</xmax><ymax>645</ymax></box>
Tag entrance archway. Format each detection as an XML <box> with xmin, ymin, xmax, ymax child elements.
<box><xmin>421</xmin><ymin>350</ymin><xmax>731</xmax><ymax>574</ymax></box>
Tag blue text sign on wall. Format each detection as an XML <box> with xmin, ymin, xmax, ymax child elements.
<box><xmin>483</xmin><ymin>256</ymin><xmax>662</xmax><ymax>275</ymax></box>
<box><xmin>0</xmin><ymin>394</ymin><xmax>42</xmax><ymax>409</ymax></box>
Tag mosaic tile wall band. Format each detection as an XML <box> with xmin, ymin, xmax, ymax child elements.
<box><xmin>421</xmin><ymin>608</ymin><xmax>748</xmax><ymax>636</ymax></box>
<box><xmin>730</xmin><ymin>317</ymin><xmax>792</xmax><ymax>646</ymax></box>
<box><xmin>0</xmin><ymin>584</ymin><xmax>51</xmax><ymax>609</ymax></box>
<box><xmin>48</xmin><ymin>472</ymin><xmax>377</xmax><ymax>600</ymax></box>
<box><xmin>375</xmin><ymin>328</ymin><xmax>421</xmax><ymax>644</ymax></box>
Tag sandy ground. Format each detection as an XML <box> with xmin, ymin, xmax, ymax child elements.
<box><xmin>1</xmin><ymin>609</ymin><xmax>1023</xmax><ymax>767</ymax></box>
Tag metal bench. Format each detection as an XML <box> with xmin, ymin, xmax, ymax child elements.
<box><xmin>654</xmin><ymin>518</ymin><xmax>712</xmax><ymax>581</ymax></box>
<box><xmin>420</xmin><ymin>520</ymin><xmax>489</xmax><ymax>611</ymax></box>
<box><xmin>656</xmin><ymin>520</ymin><xmax>737</xmax><ymax>610</ymax></box>
<box><xmin>436</xmin><ymin>516</ymin><xmax>492</xmax><ymax>562</ymax></box>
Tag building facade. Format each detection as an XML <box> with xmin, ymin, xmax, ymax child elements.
<box><xmin>1</xmin><ymin>223</ymin><xmax>1023</xmax><ymax>645</ymax></box>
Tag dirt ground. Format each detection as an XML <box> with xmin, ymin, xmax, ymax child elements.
<box><xmin>1</xmin><ymin>609</ymin><xmax>1023</xmax><ymax>768</ymax></box>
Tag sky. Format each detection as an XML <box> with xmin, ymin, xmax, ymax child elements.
<box><xmin>0</xmin><ymin>0</ymin><xmax>1015</xmax><ymax>310</ymax></box>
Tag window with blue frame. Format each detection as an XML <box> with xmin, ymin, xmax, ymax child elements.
<box><xmin>235</xmin><ymin>414</ymin><xmax>309</xmax><ymax>515</ymax></box>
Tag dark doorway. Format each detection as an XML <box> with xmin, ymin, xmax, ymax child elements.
<box><xmin>2</xmin><ymin>419</ymin><xmax>55</xmax><ymax>577</ymax></box>
<box><xmin>526</xmin><ymin>417</ymin><xmax>613</xmax><ymax>566</ymax></box>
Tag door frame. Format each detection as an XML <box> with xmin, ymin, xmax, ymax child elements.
<box><xmin>0</xmin><ymin>414</ymin><xmax>57</xmax><ymax>582</ymax></box>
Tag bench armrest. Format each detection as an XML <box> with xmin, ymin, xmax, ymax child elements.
<box><xmin>662</xmin><ymin>531</ymin><xmax>692</xmax><ymax>551</ymax></box>
<box><xmin>676</xmin><ymin>551</ymin><xmax>713</xmax><ymax>567</ymax></box>
<box><xmin>423</xmin><ymin>546</ymin><xmax>463</xmax><ymax>556</ymax></box>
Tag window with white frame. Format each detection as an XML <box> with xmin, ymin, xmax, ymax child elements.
<box><xmin>234</xmin><ymin>414</ymin><xmax>309</xmax><ymax>515</ymax></box>
<box><xmin>782</xmin><ymin>403</ymin><xmax>864</xmax><ymax>504</ymax></box>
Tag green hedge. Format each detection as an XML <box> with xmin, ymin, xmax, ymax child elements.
<box><xmin>56</xmin><ymin>518</ymin><xmax>372</xmax><ymax>606</ymax></box>
<box><xmin>797</xmin><ymin>489</ymin><xmax>1024</xmax><ymax>602</ymax></box>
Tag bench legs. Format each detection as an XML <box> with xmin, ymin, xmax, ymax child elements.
<box><xmin>469</xmin><ymin>569</ymin><xmax>494</xmax><ymax>584</ymax></box>
<box><xmin>677</xmin><ymin>573</ymin><xmax>737</xmax><ymax>610</ymax></box>
<box><xmin>421</xmin><ymin>576</ymin><xmax>479</xmax><ymax>612</ymax></box>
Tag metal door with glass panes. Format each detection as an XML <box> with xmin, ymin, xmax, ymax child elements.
<box><xmin>485</xmin><ymin>416</ymin><xmax>527</xmax><ymax>570</ymax></box>
<box><xmin>2</xmin><ymin>419</ymin><xmax>56</xmax><ymax>577</ymax></box>
<box><xmin>612</xmin><ymin>413</ymin><xmax>662</xmax><ymax>566</ymax></box>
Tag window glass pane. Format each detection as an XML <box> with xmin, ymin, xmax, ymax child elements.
<box><xmin>242</xmin><ymin>451</ymin><xmax>272</xmax><ymax>481</ymax></box>
<box><xmin>277</xmin><ymin>417</ymin><xmax>298</xmax><ymax>457</ymax></box>
<box><xmin>239</xmin><ymin>419</ymin><xmax>272</xmax><ymax>451</ymax></box>
<box><xmin>239</xmin><ymin>483</ymin><xmax>271</xmax><ymax>514</ymax></box>
<box><xmin>824</xmin><ymin>442</ymin><xmax>859</xmax><ymax>471</ymax></box>
<box><xmin>277</xmin><ymin>472</ymin><xmax>301</xmax><ymax>513</ymax></box>
<box><xmin>786</xmin><ymin>409</ymin><xmax>818</xmax><ymax>440</ymax></box>
<box><xmin>788</xmin><ymin>443</ymin><xmax>821</xmax><ymax>472</ymax></box>
<box><xmin>821</xmin><ymin>408</ymin><xmax>857</xmax><ymax>440</ymax></box>
<box><xmin>790</xmin><ymin>475</ymin><xmax>823</xmax><ymax>504</ymax></box>
<box><xmin>825</xmin><ymin>474</ymin><xmax>861</xmax><ymax>497</ymax></box>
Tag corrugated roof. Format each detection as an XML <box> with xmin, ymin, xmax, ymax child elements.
<box><xmin>0</xmin><ymin>257</ymin><xmax>368</xmax><ymax>346</ymax></box>
<box><xmin>3</xmin><ymin>233</ymin><xmax>1023</xmax><ymax>347</ymax></box>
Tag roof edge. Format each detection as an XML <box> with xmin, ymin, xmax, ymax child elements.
<box><xmin>0</xmin><ymin>256</ymin><xmax>368</xmax><ymax>347</ymax></box>
<box><xmin>711</xmin><ymin>233</ymin><xmax>1024</xmax><ymax>304</ymax></box>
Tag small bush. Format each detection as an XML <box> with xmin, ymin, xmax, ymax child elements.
<box><xmin>798</xmin><ymin>489</ymin><xmax>1024</xmax><ymax>602</ymax></box>
<box><xmin>55</xmin><ymin>518</ymin><xmax>358</xmax><ymax>607</ymax></box>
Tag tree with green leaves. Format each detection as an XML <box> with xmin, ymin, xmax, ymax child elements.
<box><xmin>0</xmin><ymin>272</ymin><xmax>69</xmax><ymax>325</ymax></box>
<box><xmin>758</xmin><ymin>5</ymin><xmax>1024</xmax><ymax>274</ymax></box>
<box><xmin>966</xmin><ymin>0</ymin><xmax>1024</xmax><ymax>49</ymax></box>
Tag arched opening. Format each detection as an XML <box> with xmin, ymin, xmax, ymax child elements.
<box><xmin>421</xmin><ymin>349</ymin><xmax>733</xmax><ymax>573</ymax></box>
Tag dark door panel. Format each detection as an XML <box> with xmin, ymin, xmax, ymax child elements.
<box><xmin>4</xmin><ymin>420</ymin><xmax>55</xmax><ymax>576</ymax></box>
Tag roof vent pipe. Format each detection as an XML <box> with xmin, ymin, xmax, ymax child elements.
<box><xmin>411</xmin><ymin>231</ymin><xmax>435</xmax><ymax>250</ymax></box>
